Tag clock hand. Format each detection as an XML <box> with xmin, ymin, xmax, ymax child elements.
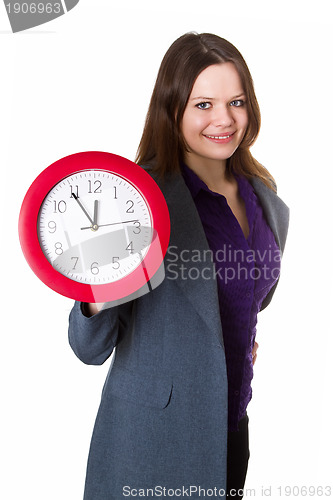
<box><xmin>81</xmin><ymin>219</ymin><xmax>139</xmax><ymax>230</ymax></box>
<box><xmin>72</xmin><ymin>193</ymin><xmax>94</xmax><ymax>226</ymax></box>
<box><xmin>93</xmin><ymin>200</ymin><xmax>98</xmax><ymax>226</ymax></box>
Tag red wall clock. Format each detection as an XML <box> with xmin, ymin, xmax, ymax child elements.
<box><xmin>19</xmin><ymin>151</ymin><xmax>170</xmax><ymax>303</ymax></box>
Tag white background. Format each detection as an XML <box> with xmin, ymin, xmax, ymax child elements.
<box><xmin>1</xmin><ymin>0</ymin><xmax>332</xmax><ymax>498</ymax></box>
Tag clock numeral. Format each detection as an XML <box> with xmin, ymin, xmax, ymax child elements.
<box><xmin>71</xmin><ymin>257</ymin><xmax>79</xmax><ymax>270</ymax></box>
<box><xmin>133</xmin><ymin>220</ymin><xmax>141</xmax><ymax>234</ymax></box>
<box><xmin>126</xmin><ymin>242</ymin><xmax>134</xmax><ymax>254</ymax></box>
<box><xmin>48</xmin><ymin>221</ymin><xmax>57</xmax><ymax>233</ymax></box>
<box><xmin>70</xmin><ymin>185</ymin><xmax>79</xmax><ymax>198</ymax></box>
<box><xmin>112</xmin><ymin>257</ymin><xmax>120</xmax><ymax>269</ymax></box>
<box><xmin>53</xmin><ymin>200</ymin><xmax>67</xmax><ymax>214</ymax></box>
<box><xmin>126</xmin><ymin>200</ymin><xmax>134</xmax><ymax>213</ymax></box>
<box><xmin>91</xmin><ymin>262</ymin><xmax>99</xmax><ymax>275</ymax></box>
<box><xmin>55</xmin><ymin>242</ymin><xmax>63</xmax><ymax>256</ymax></box>
<box><xmin>113</xmin><ymin>186</ymin><xmax>117</xmax><ymax>199</ymax></box>
<box><xmin>88</xmin><ymin>180</ymin><xmax>102</xmax><ymax>194</ymax></box>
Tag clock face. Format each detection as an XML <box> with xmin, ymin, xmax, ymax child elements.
<box><xmin>37</xmin><ymin>170</ymin><xmax>153</xmax><ymax>285</ymax></box>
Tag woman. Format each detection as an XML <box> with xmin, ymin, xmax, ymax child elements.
<box><xmin>69</xmin><ymin>32</ymin><xmax>289</xmax><ymax>499</ymax></box>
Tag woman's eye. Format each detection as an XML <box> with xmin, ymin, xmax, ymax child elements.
<box><xmin>196</xmin><ymin>102</ymin><xmax>211</xmax><ymax>110</ymax></box>
<box><xmin>230</xmin><ymin>99</ymin><xmax>245</xmax><ymax>107</ymax></box>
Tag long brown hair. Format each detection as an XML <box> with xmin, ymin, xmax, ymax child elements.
<box><xmin>135</xmin><ymin>32</ymin><xmax>276</xmax><ymax>191</ymax></box>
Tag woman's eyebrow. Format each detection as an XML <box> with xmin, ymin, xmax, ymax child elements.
<box><xmin>190</xmin><ymin>93</ymin><xmax>246</xmax><ymax>101</ymax></box>
<box><xmin>190</xmin><ymin>96</ymin><xmax>215</xmax><ymax>101</ymax></box>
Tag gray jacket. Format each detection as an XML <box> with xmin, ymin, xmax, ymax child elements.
<box><xmin>68</xmin><ymin>172</ymin><xmax>289</xmax><ymax>500</ymax></box>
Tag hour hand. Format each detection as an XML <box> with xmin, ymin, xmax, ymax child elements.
<box><xmin>93</xmin><ymin>200</ymin><xmax>98</xmax><ymax>226</ymax></box>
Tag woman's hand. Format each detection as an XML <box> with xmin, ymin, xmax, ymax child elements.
<box><xmin>83</xmin><ymin>302</ymin><xmax>105</xmax><ymax>317</ymax></box>
<box><xmin>252</xmin><ymin>341</ymin><xmax>259</xmax><ymax>365</ymax></box>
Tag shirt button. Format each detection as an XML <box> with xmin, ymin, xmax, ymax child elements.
<box><xmin>246</xmin><ymin>292</ymin><xmax>251</xmax><ymax>298</ymax></box>
<box><xmin>234</xmin><ymin>390</ymin><xmax>239</xmax><ymax>396</ymax></box>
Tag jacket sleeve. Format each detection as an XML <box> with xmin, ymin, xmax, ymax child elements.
<box><xmin>68</xmin><ymin>300</ymin><xmax>133</xmax><ymax>365</ymax></box>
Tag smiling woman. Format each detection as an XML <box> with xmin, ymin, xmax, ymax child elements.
<box><xmin>68</xmin><ymin>32</ymin><xmax>289</xmax><ymax>500</ymax></box>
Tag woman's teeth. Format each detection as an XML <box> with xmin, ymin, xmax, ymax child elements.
<box><xmin>206</xmin><ymin>134</ymin><xmax>231</xmax><ymax>139</ymax></box>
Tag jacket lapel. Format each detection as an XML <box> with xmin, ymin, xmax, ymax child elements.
<box><xmin>157</xmin><ymin>174</ymin><xmax>224</xmax><ymax>347</ymax></box>
<box><xmin>250</xmin><ymin>177</ymin><xmax>289</xmax><ymax>254</ymax></box>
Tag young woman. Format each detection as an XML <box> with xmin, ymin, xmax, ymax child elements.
<box><xmin>68</xmin><ymin>32</ymin><xmax>289</xmax><ymax>500</ymax></box>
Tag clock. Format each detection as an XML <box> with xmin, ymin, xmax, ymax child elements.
<box><xmin>19</xmin><ymin>151</ymin><xmax>170</xmax><ymax>303</ymax></box>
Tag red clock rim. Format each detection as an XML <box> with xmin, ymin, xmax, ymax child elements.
<box><xmin>18</xmin><ymin>151</ymin><xmax>170</xmax><ymax>302</ymax></box>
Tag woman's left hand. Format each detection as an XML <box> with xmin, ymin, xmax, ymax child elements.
<box><xmin>252</xmin><ymin>341</ymin><xmax>259</xmax><ymax>365</ymax></box>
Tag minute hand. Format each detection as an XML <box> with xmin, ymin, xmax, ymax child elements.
<box><xmin>81</xmin><ymin>219</ymin><xmax>139</xmax><ymax>230</ymax></box>
<box><xmin>72</xmin><ymin>193</ymin><xmax>94</xmax><ymax>226</ymax></box>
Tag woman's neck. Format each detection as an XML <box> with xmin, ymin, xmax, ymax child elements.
<box><xmin>184</xmin><ymin>156</ymin><xmax>234</xmax><ymax>193</ymax></box>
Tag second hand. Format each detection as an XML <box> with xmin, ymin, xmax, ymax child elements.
<box><xmin>81</xmin><ymin>219</ymin><xmax>139</xmax><ymax>230</ymax></box>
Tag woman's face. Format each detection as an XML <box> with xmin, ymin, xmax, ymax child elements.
<box><xmin>181</xmin><ymin>62</ymin><xmax>249</xmax><ymax>171</ymax></box>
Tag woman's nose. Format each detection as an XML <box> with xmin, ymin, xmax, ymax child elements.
<box><xmin>211</xmin><ymin>105</ymin><xmax>234</xmax><ymax>127</ymax></box>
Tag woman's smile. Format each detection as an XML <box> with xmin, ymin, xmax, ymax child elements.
<box><xmin>203</xmin><ymin>132</ymin><xmax>236</xmax><ymax>143</ymax></box>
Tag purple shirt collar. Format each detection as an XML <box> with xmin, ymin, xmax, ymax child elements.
<box><xmin>181</xmin><ymin>162</ymin><xmax>254</xmax><ymax>200</ymax></box>
<box><xmin>181</xmin><ymin>162</ymin><xmax>257</xmax><ymax>237</ymax></box>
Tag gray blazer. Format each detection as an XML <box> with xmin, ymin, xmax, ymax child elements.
<box><xmin>68</xmin><ymin>172</ymin><xmax>289</xmax><ymax>500</ymax></box>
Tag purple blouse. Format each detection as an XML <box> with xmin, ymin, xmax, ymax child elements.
<box><xmin>181</xmin><ymin>164</ymin><xmax>281</xmax><ymax>432</ymax></box>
